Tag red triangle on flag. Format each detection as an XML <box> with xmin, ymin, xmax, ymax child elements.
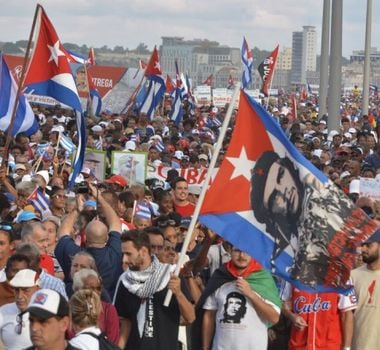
<box><xmin>145</xmin><ymin>47</ymin><xmax>162</xmax><ymax>76</ymax></box>
<box><xmin>201</xmin><ymin>92</ymin><xmax>274</xmax><ymax>214</ymax></box>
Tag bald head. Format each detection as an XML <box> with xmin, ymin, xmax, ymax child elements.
<box><xmin>85</xmin><ymin>219</ymin><xmax>108</xmax><ymax>246</ymax></box>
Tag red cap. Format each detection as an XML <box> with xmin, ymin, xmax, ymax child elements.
<box><xmin>105</xmin><ymin>175</ymin><xmax>128</xmax><ymax>188</ymax></box>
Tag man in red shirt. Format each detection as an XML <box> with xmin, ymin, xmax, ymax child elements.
<box><xmin>172</xmin><ymin>177</ymin><xmax>195</xmax><ymax>217</ymax></box>
<box><xmin>281</xmin><ymin>281</ymin><xmax>357</xmax><ymax>350</ymax></box>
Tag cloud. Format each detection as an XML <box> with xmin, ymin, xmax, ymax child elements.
<box><xmin>0</xmin><ymin>0</ymin><xmax>378</xmax><ymax>57</ymax></box>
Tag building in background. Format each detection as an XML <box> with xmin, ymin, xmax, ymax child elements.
<box><xmin>291</xmin><ymin>26</ymin><xmax>317</xmax><ymax>85</ymax></box>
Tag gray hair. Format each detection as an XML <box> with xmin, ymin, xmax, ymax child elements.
<box><xmin>72</xmin><ymin>268</ymin><xmax>99</xmax><ymax>292</ymax></box>
<box><xmin>16</xmin><ymin>181</ymin><xmax>37</xmax><ymax>196</ymax></box>
<box><xmin>21</xmin><ymin>222</ymin><xmax>45</xmax><ymax>241</ymax></box>
<box><xmin>71</xmin><ymin>251</ymin><xmax>97</xmax><ymax>271</ymax></box>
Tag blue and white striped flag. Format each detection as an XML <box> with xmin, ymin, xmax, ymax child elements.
<box><xmin>138</xmin><ymin>48</ymin><xmax>165</xmax><ymax>120</ymax></box>
<box><xmin>135</xmin><ymin>201</ymin><xmax>152</xmax><ymax>220</ymax></box>
<box><xmin>27</xmin><ymin>187</ymin><xmax>51</xmax><ymax>219</ymax></box>
<box><xmin>241</xmin><ymin>37</ymin><xmax>253</xmax><ymax>89</ymax></box>
<box><xmin>59</xmin><ymin>133</ymin><xmax>76</xmax><ymax>153</ymax></box>
<box><xmin>0</xmin><ymin>55</ymin><xmax>39</xmax><ymax>136</ymax></box>
<box><xmin>35</xmin><ymin>143</ymin><xmax>50</xmax><ymax>157</ymax></box>
<box><xmin>170</xmin><ymin>88</ymin><xmax>183</xmax><ymax>126</ymax></box>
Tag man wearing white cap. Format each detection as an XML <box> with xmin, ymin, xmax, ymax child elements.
<box><xmin>24</xmin><ymin>289</ymin><xmax>78</xmax><ymax>350</ymax></box>
<box><xmin>0</xmin><ymin>269</ymin><xmax>40</xmax><ymax>349</ymax></box>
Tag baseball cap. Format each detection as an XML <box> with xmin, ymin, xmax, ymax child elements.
<box><xmin>125</xmin><ymin>140</ymin><xmax>136</xmax><ymax>151</ymax></box>
<box><xmin>180</xmin><ymin>217</ymin><xmax>191</xmax><ymax>229</ymax></box>
<box><xmin>105</xmin><ymin>175</ymin><xmax>128</xmax><ymax>188</ymax></box>
<box><xmin>10</xmin><ymin>269</ymin><xmax>40</xmax><ymax>288</ymax></box>
<box><xmin>363</xmin><ymin>229</ymin><xmax>380</xmax><ymax>245</ymax></box>
<box><xmin>198</xmin><ymin>154</ymin><xmax>208</xmax><ymax>161</ymax></box>
<box><xmin>174</xmin><ymin>150</ymin><xmax>184</xmax><ymax>160</ymax></box>
<box><xmin>91</xmin><ymin>125</ymin><xmax>103</xmax><ymax>133</ymax></box>
<box><xmin>24</xmin><ymin>289</ymin><xmax>69</xmax><ymax>320</ymax></box>
<box><xmin>35</xmin><ymin>170</ymin><xmax>50</xmax><ymax>185</ymax></box>
<box><xmin>15</xmin><ymin>211</ymin><xmax>41</xmax><ymax>223</ymax></box>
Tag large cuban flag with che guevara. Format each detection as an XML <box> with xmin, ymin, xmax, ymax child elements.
<box><xmin>199</xmin><ymin>90</ymin><xmax>379</xmax><ymax>293</ymax></box>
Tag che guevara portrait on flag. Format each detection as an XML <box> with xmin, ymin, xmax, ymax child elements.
<box><xmin>250</xmin><ymin>150</ymin><xmax>373</xmax><ymax>288</ymax></box>
<box><xmin>199</xmin><ymin>91</ymin><xmax>379</xmax><ymax>293</ymax></box>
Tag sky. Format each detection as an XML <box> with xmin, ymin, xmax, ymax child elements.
<box><xmin>0</xmin><ymin>0</ymin><xmax>379</xmax><ymax>58</ymax></box>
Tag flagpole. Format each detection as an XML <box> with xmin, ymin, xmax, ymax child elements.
<box><xmin>164</xmin><ymin>82</ymin><xmax>241</xmax><ymax>307</ymax></box>
<box><xmin>120</xmin><ymin>69</ymin><xmax>146</xmax><ymax>114</ymax></box>
<box><xmin>1</xmin><ymin>4</ymin><xmax>41</xmax><ymax>168</ymax></box>
<box><xmin>83</xmin><ymin>63</ymin><xmax>93</xmax><ymax>118</ymax></box>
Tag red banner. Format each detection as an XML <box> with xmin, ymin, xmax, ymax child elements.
<box><xmin>3</xmin><ymin>54</ymin><xmax>127</xmax><ymax>99</ymax></box>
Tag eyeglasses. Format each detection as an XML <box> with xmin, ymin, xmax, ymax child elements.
<box><xmin>156</xmin><ymin>219</ymin><xmax>177</xmax><ymax>228</ymax></box>
<box><xmin>53</xmin><ymin>194</ymin><xmax>67</xmax><ymax>199</ymax></box>
<box><xmin>15</xmin><ymin>314</ymin><xmax>24</xmax><ymax>335</ymax></box>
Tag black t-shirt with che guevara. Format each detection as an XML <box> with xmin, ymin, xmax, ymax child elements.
<box><xmin>114</xmin><ymin>282</ymin><xmax>180</xmax><ymax>350</ymax></box>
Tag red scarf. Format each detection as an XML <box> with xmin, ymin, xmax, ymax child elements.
<box><xmin>225</xmin><ymin>259</ymin><xmax>262</xmax><ymax>278</ymax></box>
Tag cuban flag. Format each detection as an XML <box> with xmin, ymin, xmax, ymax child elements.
<box><xmin>199</xmin><ymin>89</ymin><xmax>378</xmax><ymax>293</ymax></box>
<box><xmin>135</xmin><ymin>201</ymin><xmax>152</xmax><ymax>220</ymax></box>
<box><xmin>65</xmin><ymin>49</ymin><xmax>88</xmax><ymax>65</ymax></box>
<box><xmin>35</xmin><ymin>143</ymin><xmax>50</xmax><ymax>157</ymax></box>
<box><xmin>0</xmin><ymin>56</ymin><xmax>39</xmax><ymax>137</ymax></box>
<box><xmin>165</xmin><ymin>74</ymin><xmax>175</xmax><ymax>94</ymax></box>
<box><xmin>87</xmin><ymin>48</ymin><xmax>96</xmax><ymax>66</ymax></box>
<box><xmin>241</xmin><ymin>37</ymin><xmax>253</xmax><ymax>89</ymax></box>
<box><xmin>138</xmin><ymin>47</ymin><xmax>165</xmax><ymax>120</ymax></box>
<box><xmin>27</xmin><ymin>187</ymin><xmax>52</xmax><ymax>219</ymax></box>
<box><xmin>24</xmin><ymin>5</ymin><xmax>85</xmax><ymax>189</ymax></box>
<box><xmin>170</xmin><ymin>60</ymin><xmax>183</xmax><ymax>126</ymax></box>
<box><xmin>59</xmin><ymin>133</ymin><xmax>76</xmax><ymax>153</ymax></box>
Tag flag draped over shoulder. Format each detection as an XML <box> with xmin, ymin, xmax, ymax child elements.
<box><xmin>257</xmin><ymin>45</ymin><xmax>279</xmax><ymax>97</ymax></box>
<box><xmin>0</xmin><ymin>55</ymin><xmax>39</xmax><ymax>136</ymax></box>
<box><xmin>24</xmin><ymin>5</ymin><xmax>85</xmax><ymax>189</ymax></box>
<box><xmin>138</xmin><ymin>47</ymin><xmax>165</xmax><ymax>120</ymax></box>
<box><xmin>199</xmin><ymin>89</ymin><xmax>379</xmax><ymax>293</ymax></box>
<box><xmin>241</xmin><ymin>37</ymin><xmax>253</xmax><ymax>89</ymax></box>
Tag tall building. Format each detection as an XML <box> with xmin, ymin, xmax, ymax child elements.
<box><xmin>277</xmin><ymin>47</ymin><xmax>292</xmax><ymax>70</ymax></box>
<box><xmin>291</xmin><ymin>26</ymin><xmax>317</xmax><ymax>85</ymax></box>
<box><xmin>160</xmin><ymin>37</ymin><xmax>241</xmax><ymax>87</ymax></box>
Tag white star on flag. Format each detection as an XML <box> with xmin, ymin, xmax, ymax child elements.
<box><xmin>47</xmin><ymin>41</ymin><xmax>65</xmax><ymax>66</ymax></box>
<box><xmin>226</xmin><ymin>146</ymin><xmax>256</xmax><ymax>181</ymax></box>
<box><xmin>154</xmin><ymin>61</ymin><xmax>161</xmax><ymax>71</ymax></box>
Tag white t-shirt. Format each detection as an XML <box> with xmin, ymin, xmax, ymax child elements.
<box><xmin>69</xmin><ymin>326</ymin><xmax>102</xmax><ymax>350</ymax></box>
<box><xmin>203</xmin><ymin>281</ymin><xmax>279</xmax><ymax>350</ymax></box>
<box><xmin>0</xmin><ymin>268</ymin><xmax>6</xmax><ymax>283</ymax></box>
<box><xmin>0</xmin><ymin>303</ymin><xmax>31</xmax><ymax>350</ymax></box>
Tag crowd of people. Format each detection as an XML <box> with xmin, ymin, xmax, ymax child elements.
<box><xmin>0</xmin><ymin>88</ymin><xmax>379</xmax><ymax>350</ymax></box>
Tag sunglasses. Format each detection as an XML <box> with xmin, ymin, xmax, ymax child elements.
<box><xmin>156</xmin><ymin>219</ymin><xmax>177</xmax><ymax>228</ymax></box>
<box><xmin>0</xmin><ymin>224</ymin><xmax>12</xmax><ymax>232</ymax></box>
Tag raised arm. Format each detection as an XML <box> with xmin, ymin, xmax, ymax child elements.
<box><xmin>88</xmin><ymin>183</ymin><xmax>121</xmax><ymax>233</ymax></box>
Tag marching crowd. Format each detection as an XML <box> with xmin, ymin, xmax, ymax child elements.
<box><xmin>0</xmin><ymin>89</ymin><xmax>379</xmax><ymax>350</ymax></box>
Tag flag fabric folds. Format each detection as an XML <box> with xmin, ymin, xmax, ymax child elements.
<box><xmin>257</xmin><ymin>45</ymin><xmax>279</xmax><ymax>97</ymax></box>
<box><xmin>135</xmin><ymin>201</ymin><xmax>152</xmax><ymax>220</ymax></box>
<box><xmin>199</xmin><ymin>89</ymin><xmax>378</xmax><ymax>293</ymax></box>
<box><xmin>24</xmin><ymin>5</ymin><xmax>85</xmax><ymax>189</ymax></box>
<box><xmin>170</xmin><ymin>60</ymin><xmax>183</xmax><ymax>126</ymax></box>
<box><xmin>28</xmin><ymin>187</ymin><xmax>52</xmax><ymax>219</ymax></box>
<box><xmin>59</xmin><ymin>133</ymin><xmax>76</xmax><ymax>153</ymax></box>
<box><xmin>241</xmin><ymin>37</ymin><xmax>253</xmax><ymax>89</ymax></box>
<box><xmin>0</xmin><ymin>55</ymin><xmax>39</xmax><ymax>136</ymax></box>
<box><xmin>165</xmin><ymin>74</ymin><xmax>175</xmax><ymax>94</ymax></box>
<box><xmin>138</xmin><ymin>47</ymin><xmax>165</xmax><ymax>120</ymax></box>
<box><xmin>202</xmin><ymin>74</ymin><xmax>213</xmax><ymax>86</ymax></box>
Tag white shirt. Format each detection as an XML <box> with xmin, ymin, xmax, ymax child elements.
<box><xmin>69</xmin><ymin>326</ymin><xmax>102</xmax><ymax>350</ymax></box>
<box><xmin>0</xmin><ymin>303</ymin><xmax>31</xmax><ymax>350</ymax></box>
<box><xmin>203</xmin><ymin>281</ymin><xmax>279</xmax><ymax>350</ymax></box>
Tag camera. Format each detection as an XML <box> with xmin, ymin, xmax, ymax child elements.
<box><xmin>74</xmin><ymin>182</ymin><xmax>89</xmax><ymax>194</ymax></box>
